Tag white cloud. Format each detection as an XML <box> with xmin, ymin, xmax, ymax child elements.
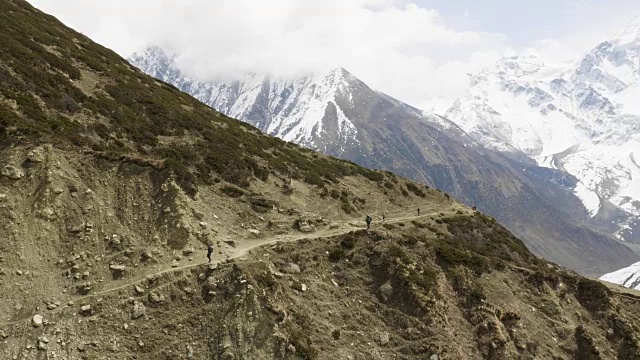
<box><xmin>25</xmin><ymin>0</ymin><xmax>640</xmax><ymax>111</ymax></box>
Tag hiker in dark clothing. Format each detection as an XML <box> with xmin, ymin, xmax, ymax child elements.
<box><xmin>417</xmin><ymin>208</ymin><xmax>420</xmax><ymax>216</ymax></box>
<box><xmin>207</xmin><ymin>244</ymin><xmax>213</xmax><ymax>263</ymax></box>
<box><xmin>365</xmin><ymin>215</ymin><xmax>372</xmax><ymax>230</ymax></box>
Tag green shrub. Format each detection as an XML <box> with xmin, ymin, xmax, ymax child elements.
<box><xmin>466</xmin><ymin>285</ymin><xmax>486</xmax><ymax>307</ymax></box>
<box><xmin>406</xmin><ymin>182</ymin><xmax>426</xmax><ymax>197</ymax></box>
<box><xmin>435</xmin><ymin>243</ymin><xmax>489</xmax><ymax>275</ymax></box>
<box><xmin>340</xmin><ymin>236</ymin><xmax>357</xmax><ymax>250</ymax></box>
<box><xmin>575</xmin><ymin>278</ymin><xmax>611</xmax><ymax>312</ymax></box>
<box><xmin>328</xmin><ymin>248</ymin><xmax>346</xmax><ymax>262</ymax></box>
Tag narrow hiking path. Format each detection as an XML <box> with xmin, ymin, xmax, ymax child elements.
<box><xmin>0</xmin><ymin>207</ymin><xmax>452</xmax><ymax>327</ymax></box>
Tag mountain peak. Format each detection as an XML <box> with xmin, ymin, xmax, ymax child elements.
<box><xmin>613</xmin><ymin>16</ymin><xmax>640</xmax><ymax>44</ymax></box>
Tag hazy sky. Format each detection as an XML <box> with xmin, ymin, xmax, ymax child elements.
<box><xmin>28</xmin><ymin>0</ymin><xmax>640</xmax><ymax>111</ymax></box>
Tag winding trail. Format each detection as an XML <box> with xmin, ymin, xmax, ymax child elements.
<box><xmin>0</xmin><ymin>207</ymin><xmax>449</xmax><ymax>327</ymax></box>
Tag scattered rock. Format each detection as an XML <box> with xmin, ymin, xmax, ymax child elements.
<box><xmin>199</xmin><ymin>221</ymin><xmax>208</xmax><ymax>228</ymax></box>
<box><xmin>430</xmin><ymin>355</ymin><xmax>439</xmax><ymax>360</ymax></box>
<box><xmin>292</xmin><ymin>282</ymin><xmax>307</xmax><ymax>292</ymax></box>
<box><xmin>38</xmin><ymin>340</ymin><xmax>47</xmax><ymax>350</ymax></box>
<box><xmin>141</xmin><ymin>250</ymin><xmax>153</xmax><ymax>261</ymax></box>
<box><xmin>32</xmin><ymin>314</ymin><xmax>44</xmax><ymax>327</ymax></box>
<box><xmin>27</xmin><ymin>149</ymin><xmax>45</xmax><ymax>163</ymax></box>
<box><xmin>16</xmin><ymin>269</ymin><xmax>23</xmax><ymax>276</ymax></box>
<box><xmin>80</xmin><ymin>305</ymin><xmax>92</xmax><ymax>316</ymax></box>
<box><xmin>183</xmin><ymin>287</ymin><xmax>194</xmax><ymax>294</ymax></box>
<box><xmin>295</xmin><ymin>219</ymin><xmax>316</xmax><ymax>233</ymax></box>
<box><xmin>331</xmin><ymin>279</ymin><xmax>339</xmax><ymax>287</ymax></box>
<box><xmin>148</xmin><ymin>290</ymin><xmax>165</xmax><ymax>304</ymax></box>
<box><xmin>131</xmin><ymin>302</ymin><xmax>146</xmax><ymax>319</ymax></box>
<box><xmin>248</xmin><ymin>229</ymin><xmax>261</xmax><ymax>237</ymax></box>
<box><xmin>379</xmin><ymin>332</ymin><xmax>390</xmax><ymax>346</ymax></box>
<box><xmin>109</xmin><ymin>264</ymin><xmax>125</xmax><ymax>272</ymax></box>
<box><xmin>182</xmin><ymin>247</ymin><xmax>194</xmax><ymax>256</ymax></box>
<box><xmin>39</xmin><ymin>208</ymin><xmax>55</xmax><ymax>220</ymax></box>
<box><xmin>379</xmin><ymin>282</ymin><xmax>393</xmax><ymax>298</ymax></box>
<box><xmin>134</xmin><ymin>285</ymin><xmax>145</xmax><ymax>295</ymax></box>
<box><xmin>0</xmin><ymin>330</ymin><xmax>8</xmax><ymax>338</ymax></box>
<box><xmin>204</xmin><ymin>277</ymin><xmax>218</xmax><ymax>291</ymax></box>
<box><xmin>1</xmin><ymin>165</ymin><xmax>24</xmax><ymax>180</ymax></box>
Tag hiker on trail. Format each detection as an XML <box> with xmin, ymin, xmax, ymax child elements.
<box><xmin>382</xmin><ymin>213</ymin><xmax>385</xmax><ymax>222</ymax></box>
<box><xmin>365</xmin><ymin>215</ymin><xmax>373</xmax><ymax>230</ymax></box>
<box><xmin>207</xmin><ymin>243</ymin><xmax>213</xmax><ymax>263</ymax></box>
<box><xmin>417</xmin><ymin>208</ymin><xmax>420</xmax><ymax>216</ymax></box>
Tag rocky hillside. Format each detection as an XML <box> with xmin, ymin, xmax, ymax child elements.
<box><xmin>3</xmin><ymin>1</ymin><xmax>640</xmax><ymax>359</ymax></box>
<box><xmin>129</xmin><ymin>48</ymin><xmax>637</xmax><ymax>276</ymax></box>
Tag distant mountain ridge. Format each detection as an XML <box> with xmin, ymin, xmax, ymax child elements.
<box><xmin>129</xmin><ymin>47</ymin><xmax>639</xmax><ymax>276</ymax></box>
<box><xmin>444</xmin><ymin>21</ymin><xmax>640</xmax><ymax>244</ymax></box>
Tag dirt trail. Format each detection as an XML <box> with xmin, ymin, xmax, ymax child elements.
<box><xmin>0</xmin><ymin>207</ymin><xmax>449</xmax><ymax>327</ymax></box>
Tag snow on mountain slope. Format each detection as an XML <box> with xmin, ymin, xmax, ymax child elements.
<box><xmin>601</xmin><ymin>261</ymin><xmax>640</xmax><ymax>290</ymax></box>
<box><xmin>129</xmin><ymin>47</ymin><xmax>359</xmax><ymax>154</ymax></box>
<box><xmin>444</xmin><ymin>21</ymin><xmax>640</xmax><ymax>241</ymax></box>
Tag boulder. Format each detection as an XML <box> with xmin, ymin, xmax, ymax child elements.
<box><xmin>248</xmin><ymin>229</ymin><xmax>261</xmax><ymax>238</ymax></box>
<box><xmin>378</xmin><ymin>331</ymin><xmax>390</xmax><ymax>346</ymax></box>
<box><xmin>148</xmin><ymin>290</ymin><xmax>165</xmax><ymax>304</ymax></box>
<box><xmin>1</xmin><ymin>165</ymin><xmax>24</xmax><ymax>180</ymax></box>
<box><xmin>109</xmin><ymin>264</ymin><xmax>125</xmax><ymax>272</ymax></box>
<box><xmin>27</xmin><ymin>149</ymin><xmax>45</xmax><ymax>163</ymax></box>
<box><xmin>131</xmin><ymin>302</ymin><xmax>146</xmax><ymax>319</ymax></box>
<box><xmin>249</xmin><ymin>196</ymin><xmax>275</xmax><ymax>213</ymax></box>
<box><xmin>32</xmin><ymin>314</ymin><xmax>43</xmax><ymax>327</ymax></box>
<box><xmin>379</xmin><ymin>282</ymin><xmax>393</xmax><ymax>299</ymax></box>
<box><xmin>292</xmin><ymin>282</ymin><xmax>307</xmax><ymax>292</ymax></box>
<box><xmin>294</xmin><ymin>219</ymin><xmax>315</xmax><ymax>233</ymax></box>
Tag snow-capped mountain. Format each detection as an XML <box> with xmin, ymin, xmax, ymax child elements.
<box><xmin>445</xmin><ymin>23</ymin><xmax>640</xmax><ymax>243</ymax></box>
<box><xmin>128</xmin><ymin>47</ymin><xmax>640</xmax><ymax>276</ymax></box>
<box><xmin>601</xmin><ymin>261</ymin><xmax>640</xmax><ymax>290</ymax></box>
<box><xmin>129</xmin><ymin>47</ymin><xmax>398</xmax><ymax>155</ymax></box>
